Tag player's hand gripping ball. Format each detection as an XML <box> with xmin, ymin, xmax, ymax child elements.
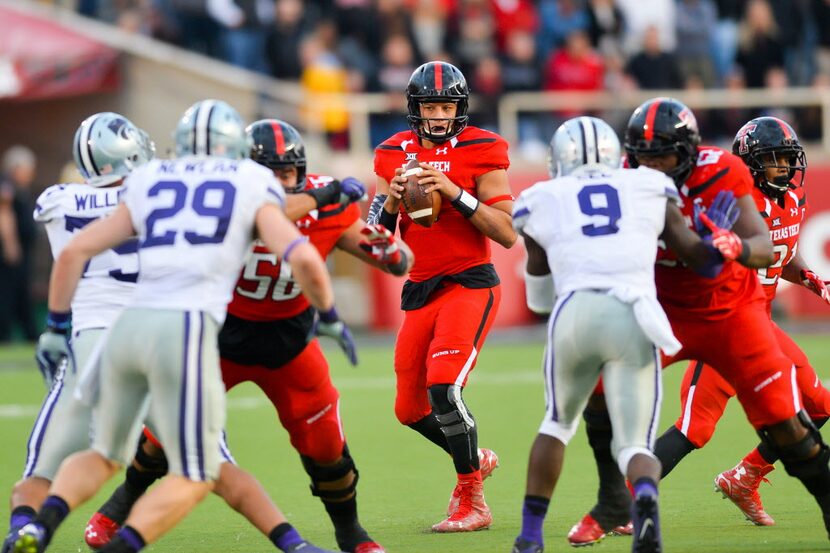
<box><xmin>400</xmin><ymin>158</ymin><xmax>441</xmax><ymax>227</ymax></box>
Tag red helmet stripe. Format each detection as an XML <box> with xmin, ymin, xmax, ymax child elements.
<box><xmin>643</xmin><ymin>100</ymin><xmax>661</xmax><ymax>141</ymax></box>
<box><xmin>434</xmin><ymin>63</ymin><xmax>443</xmax><ymax>90</ymax></box>
<box><xmin>775</xmin><ymin>118</ymin><xmax>792</xmax><ymax>139</ymax></box>
<box><xmin>270</xmin><ymin>121</ymin><xmax>286</xmax><ymax>155</ymax></box>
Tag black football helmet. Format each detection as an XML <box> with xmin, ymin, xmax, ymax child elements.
<box><xmin>246</xmin><ymin>119</ymin><xmax>307</xmax><ymax>192</ymax></box>
<box><xmin>406</xmin><ymin>61</ymin><xmax>469</xmax><ymax>143</ymax></box>
<box><xmin>732</xmin><ymin>116</ymin><xmax>806</xmax><ymax>198</ymax></box>
<box><xmin>624</xmin><ymin>97</ymin><xmax>701</xmax><ymax>185</ymax></box>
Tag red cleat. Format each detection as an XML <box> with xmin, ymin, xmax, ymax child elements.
<box><xmin>567</xmin><ymin>513</ymin><xmax>608</xmax><ymax>547</ymax></box>
<box><xmin>84</xmin><ymin>513</ymin><xmax>120</xmax><ymax>550</ymax></box>
<box><xmin>432</xmin><ymin>479</ymin><xmax>492</xmax><ymax>532</ymax></box>
<box><xmin>353</xmin><ymin>541</ymin><xmax>386</xmax><ymax>553</ymax></box>
<box><xmin>714</xmin><ymin>460</ymin><xmax>775</xmax><ymax>526</ymax></box>
<box><xmin>447</xmin><ymin>448</ymin><xmax>499</xmax><ymax>515</ymax></box>
<box><xmin>611</xmin><ymin>521</ymin><xmax>633</xmax><ymax>535</ymax></box>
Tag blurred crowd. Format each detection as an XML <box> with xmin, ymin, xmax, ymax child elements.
<box><xmin>68</xmin><ymin>0</ymin><xmax>830</xmax><ymax>148</ymax></box>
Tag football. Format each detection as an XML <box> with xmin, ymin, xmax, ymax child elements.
<box><xmin>400</xmin><ymin>158</ymin><xmax>441</xmax><ymax>227</ymax></box>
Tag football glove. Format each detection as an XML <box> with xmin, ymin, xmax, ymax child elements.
<box><xmin>801</xmin><ymin>269</ymin><xmax>830</xmax><ymax>304</ymax></box>
<box><xmin>305</xmin><ymin>177</ymin><xmax>366</xmax><ymax>209</ymax></box>
<box><xmin>312</xmin><ymin>307</ymin><xmax>358</xmax><ymax>366</ymax></box>
<box><xmin>694</xmin><ymin>190</ymin><xmax>740</xmax><ymax>235</ymax></box>
<box><xmin>359</xmin><ymin>224</ymin><xmax>402</xmax><ymax>265</ymax></box>
<box><xmin>35</xmin><ymin>312</ymin><xmax>74</xmax><ymax>389</ymax></box>
<box><xmin>698</xmin><ymin>211</ymin><xmax>745</xmax><ymax>262</ymax></box>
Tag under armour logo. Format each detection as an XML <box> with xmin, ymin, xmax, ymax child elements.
<box><xmin>734</xmin><ymin>466</ymin><xmax>746</xmax><ymax>481</ymax></box>
<box><xmin>791</xmin><ymin>208</ymin><xmax>798</xmax><ymax>217</ymax></box>
<box><xmin>435</xmin><ymin>147</ymin><xmax>448</xmax><ymax>155</ymax></box>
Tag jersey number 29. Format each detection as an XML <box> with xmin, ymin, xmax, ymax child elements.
<box><xmin>143</xmin><ymin>180</ymin><xmax>236</xmax><ymax>248</ymax></box>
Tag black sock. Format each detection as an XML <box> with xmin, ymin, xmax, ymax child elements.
<box><xmin>654</xmin><ymin>426</ymin><xmax>697</xmax><ymax>478</ymax></box>
<box><xmin>99</xmin><ymin>466</ymin><xmax>162</xmax><ymax>523</ymax></box>
<box><xmin>446</xmin><ymin>423</ymin><xmax>479</xmax><ymax>474</ymax></box>
<box><xmin>408</xmin><ymin>415</ymin><xmax>451</xmax><ymax>454</ymax></box>
<box><xmin>324</xmin><ymin>497</ymin><xmax>370</xmax><ymax>551</ymax></box>
<box><xmin>584</xmin><ymin>409</ymin><xmax>630</xmax><ymax>530</ymax></box>
<box><xmin>33</xmin><ymin>496</ymin><xmax>70</xmax><ymax>544</ymax></box>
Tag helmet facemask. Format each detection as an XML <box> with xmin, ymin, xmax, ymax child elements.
<box><xmin>748</xmin><ymin>147</ymin><xmax>806</xmax><ymax>198</ymax></box>
<box><xmin>406</xmin><ymin>98</ymin><xmax>469</xmax><ymax>143</ymax></box>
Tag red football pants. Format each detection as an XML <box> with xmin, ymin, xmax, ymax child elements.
<box><xmin>660</xmin><ymin>299</ymin><xmax>799</xmax><ymax>431</ymax></box>
<box><xmin>393</xmin><ymin>282</ymin><xmax>500</xmax><ymax>425</ymax></box>
<box><xmin>674</xmin><ymin>320</ymin><xmax>830</xmax><ymax>447</ymax></box>
<box><xmin>221</xmin><ymin>339</ymin><xmax>345</xmax><ymax>462</ymax></box>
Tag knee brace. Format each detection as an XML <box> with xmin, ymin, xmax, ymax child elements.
<box><xmin>134</xmin><ymin>433</ymin><xmax>169</xmax><ymax>475</ymax></box>
<box><xmin>428</xmin><ymin>384</ymin><xmax>475</xmax><ymax>437</ymax></box>
<box><xmin>301</xmin><ymin>445</ymin><xmax>359</xmax><ymax>502</ymax></box>
<box><xmin>759</xmin><ymin>411</ymin><xmax>830</xmax><ymax>496</ymax></box>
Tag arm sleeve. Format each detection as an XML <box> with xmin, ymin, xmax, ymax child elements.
<box><xmin>367</xmin><ymin>193</ymin><xmax>388</xmax><ymax>225</ymax></box>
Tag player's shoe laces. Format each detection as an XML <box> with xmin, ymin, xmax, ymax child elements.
<box><xmin>447</xmin><ymin>448</ymin><xmax>500</xmax><ymax>515</ymax></box>
<box><xmin>84</xmin><ymin>512</ymin><xmax>121</xmax><ymax>550</ymax></box>
<box><xmin>714</xmin><ymin>460</ymin><xmax>775</xmax><ymax>526</ymax></box>
<box><xmin>512</xmin><ymin>537</ymin><xmax>544</xmax><ymax>552</ymax></box>
<box><xmin>12</xmin><ymin>524</ymin><xmax>46</xmax><ymax>553</ymax></box>
<box><xmin>567</xmin><ymin>514</ymin><xmax>608</xmax><ymax>547</ymax></box>
<box><xmin>631</xmin><ymin>494</ymin><xmax>661</xmax><ymax>553</ymax></box>
<box><xmin>353</xmin><ymin>541</ymin><xmax>386</xmax><ymax>553</ymax></box>
<box><xmin>432</xmin><ymin>479</ymin><xmax>492</xmax><ymax>532</ymax></box>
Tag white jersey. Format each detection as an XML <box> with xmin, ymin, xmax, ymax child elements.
<box><xmin>34</xmin><ymin>183</ymin><xmax>137</xmax><ymax>333</ymax></box>
<box><xmin>514</xmin><ymin>166</ymin><xmax>679</xmax><ymax>297</ymax></box>
<box><xmin>122</xmin><ymin>156</ymin><xmax>285</xmax><ymax>323</ymax></box>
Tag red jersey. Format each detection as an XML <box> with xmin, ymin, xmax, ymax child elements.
<box><xmin>227</xmin><ymin>174</ymin><xmax>360</xmax><ymax>321</ymax></box>
<box><xmin>373</xmin><ymin>126</ymin><xmax>510</xmax><ymax>282</ymax></box>
<box><xmin>655</xmin><ymin>146</ymin><xmax>765</xmax><ymax>319</ymax></box>
<box><xmin>755</xmin><ymin>185</ymin><xmax>807</xmax><ymax>307</ymax></box>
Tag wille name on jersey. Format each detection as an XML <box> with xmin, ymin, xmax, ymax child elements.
<box><xmin>74</xmin><ymin>188</ymin><xmax>123</xmax><ymax>211</ymax></box>
<box><xmin>769</xmin><ymin>223</ymin><xmax>800</xmax><ymax>241</ymax></box>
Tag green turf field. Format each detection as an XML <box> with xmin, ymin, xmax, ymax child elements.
<box><xmin>1</xmin><ymin>334</ymin><xmax>830</xmax><ymax>552</ymax></box>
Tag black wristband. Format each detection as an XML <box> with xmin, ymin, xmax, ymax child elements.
<box><xmin>304</xmin><ymin>182</ymin><xmax>340</xmax><ymax>209</ymax></box>
<box><xmin>379</xmin><ymin>208</ymin><xmax>398</xmax><ymax>234</ymax></box>
<box><xmin>387</xmin><ymin>248</ymin><xmax>409</xmax><ymax>276</ymax></box>
<box><xmin>737</xmin><ymin>239</ymin><xmax>751</xmax><ymax>265</ymax></box>
<box><xmin>451</xmin><ymin>189</ymin><xmax>479</xmax><ymax>218</ymax></box>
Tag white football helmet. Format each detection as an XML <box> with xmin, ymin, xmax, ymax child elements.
<box><xmin>548</xmin><ymin>116</ymin><xmax>621</xmax><ymax>177</ymax></box>
<box><xmin>73</xmin><ymin>112</ymin><xmax>155</xmax><ymax>187</ymax></box>
<box><xmin>174</xmin><ymin>99</ymin><xmax>250</xmax><ymax>160</ymax></box>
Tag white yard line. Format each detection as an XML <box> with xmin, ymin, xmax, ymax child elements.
<box><xmin>0</xmin><ymin>370</ymin><xmax>543</xmax><ymax>419</ymax></box>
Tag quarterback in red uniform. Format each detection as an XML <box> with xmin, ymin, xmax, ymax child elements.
<box><xmin>83</xmin><ymin>120</ymin><xmax>413</xmax><ymax>553</ymax></box>
<box><xmin>569</xmin><ymin>99</ymin><xmax>830</xmax><ymax>547</ymax></box>
<box><xmin>368</xmin><ymin>61</ymin><xmax>516</xmax><ymax>532</ymax></box>
<box><xmin>650</xmin><ymin>117</ymin><xmax>830</xmax><ymax>526</ymax></box>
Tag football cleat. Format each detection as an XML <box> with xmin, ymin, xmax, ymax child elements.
<box><xmin>12</xmin><ymin>524</ymin><xmax>46</xmax><ymax>553</ymax></box>
<box><xmin>611</xmin><ymin>521</ymin><xmax>633</xmax><ymax>535</ymax></box>
<box><xmin>447</xmin><ymin>448</ymin><xmax>500</xmax><ymax>515</ymax></box>
<box><xmin>714</xmin><ymin>460</ymin><xmax>775</xmax><ymax>526</ymax></box>
<box><xmin>353</xmin><ymin>541</ymin><xmax>386</xmax><ymax>553</ymax></box>
<box><xmin>512</xmin><ymin>537</ymin><xmax>544</xmax><ymax>552</ymax></box>
<box><xmin>432</xmin><ymin>479</ymin><xmax>492</xmax><ymax>532</ymax></box>
<box><xmin>84</xmin><ymin>513</ymin><xmax>121</xmax><ymax>550</ymax></box>
<box><xmin>631</xmin><ymin>494</ymin><xmax>661</xmax><ymax>553</ymax></box>
<box><xmin>567</xmin><ymin>513</ymin><xmax>607</xmax><ymax>547</ymax></box>
<box><xmin>2</xmin><ymin>531</ymin><xmax>17</xmax><ymax>553</ymax></box>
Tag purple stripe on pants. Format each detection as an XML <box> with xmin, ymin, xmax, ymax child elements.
<box><xmin>179</xmin><ymin>311</ymin><xmax>191</xmax><ymax>479</ymax></box>
<box><xmin>546</xmin><ymin>291</ymin><xmax>576</xmax><ymax>423</ymax></box>
<box><xmin>23</xmin><ymin>376</ymin><xmax>65</xmax><ymax>477</ymax></box>
<box><xmin>195</xmin><ymin>311</ymin><xmax>205</xmax><ymax>480</ymax></box>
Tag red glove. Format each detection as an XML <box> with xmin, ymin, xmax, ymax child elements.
<box><xmin>698</xmin><ymin>211</ymin><xmax>744</xmax><ymax>261</ymax></box>
<box><xmin>359</xmin><ymin>224</ymin><xmax>401</xmax><ymax>265</ymax></box>
<box><xmin>801</xmin><ymin>269</ymin><xmax>830</xmax><ymax>304</ymax></box>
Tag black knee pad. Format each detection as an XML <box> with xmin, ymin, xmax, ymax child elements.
<box><xmin>301</xmin><ymin>445</ymin><xmax>359</xmax><ymax>501</ymax></box>
<box><xmin>759</xmin><ymin>411</ymin><xmax>830</xmax><ymax>486</ymax></box>
<box><xmin>134</xmin><ymin>435</ymin><xmax>168</xmax><ymax>474</ymax></box>
<box><xmin>583</xmin><ymin>407</ymin><xmax>613</xmax><ymax>454</ymax></box>
<box><xmin>428</xmin><ymin>384</ymin><xmax>475</xmax><ymax>437</ymax></box>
